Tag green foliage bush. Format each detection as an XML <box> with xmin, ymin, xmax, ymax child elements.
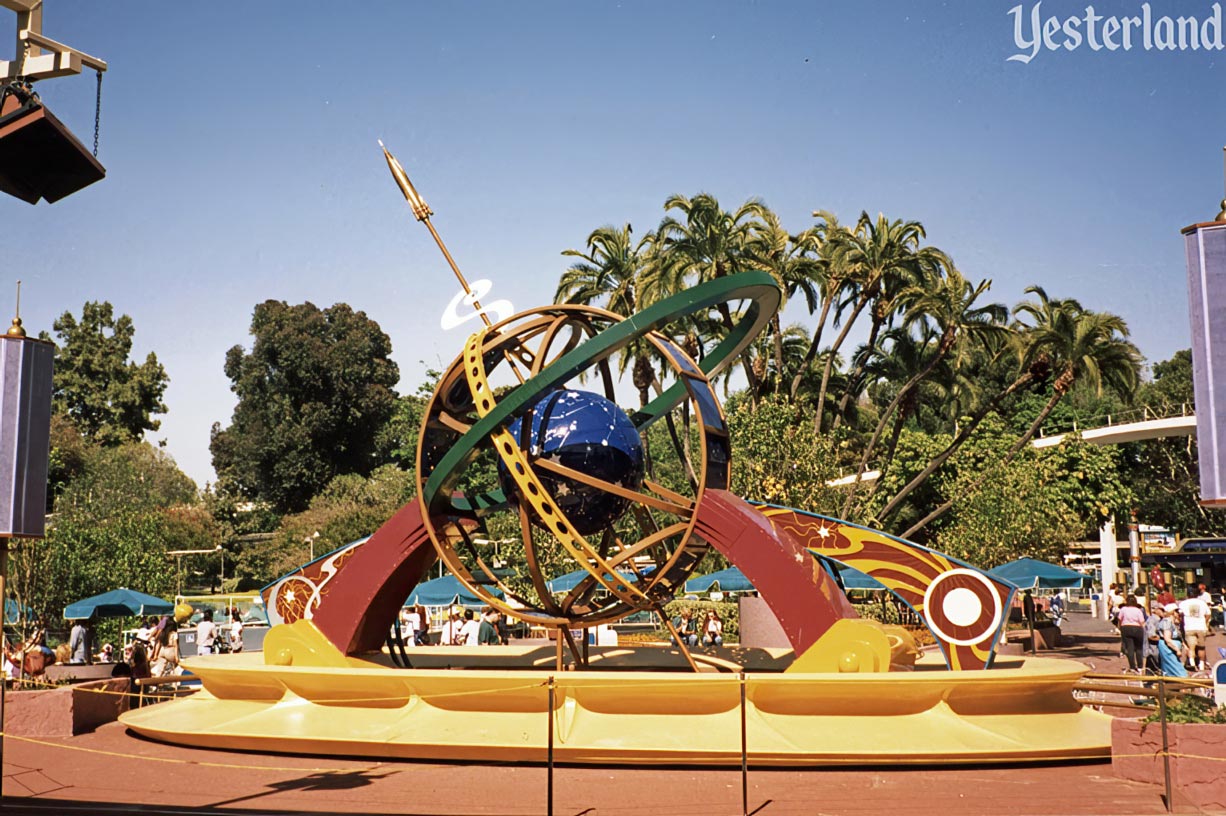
<box><xmin>1143</xmin><ymin>695</ymin><xmax>1226</xmax><ymax>725</ymax></box>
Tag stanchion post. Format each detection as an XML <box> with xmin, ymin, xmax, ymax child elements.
<box><xmin>740</xmin><ymin>671</ymin><xmax>748</xmax><ymax>816</ymax></box>
<box><xmin>1158</xmin><ymin>676</ymin><xmax>1172</xmax><ymax>813</ymax></box>
<box><xmin>547</xmin><ymin>675</ymin><xmax>555</xmax><ymax>816</ymax></box>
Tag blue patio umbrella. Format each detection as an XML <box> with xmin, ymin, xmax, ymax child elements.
<box><xmin>834</xmin><ymin>563</ymin><xmax>887</xmax><ymax>591</ymax></box>
<box><xmin>63</xmin><ymin>588</ymin><xmax>174</xmax><ymax>621</ymax></box>
<box><xmin>5</xmin><ymin>597</ymin><xmax>34</xmax><ymax>625</ymax></box>
<box><xmin>685</xmin><ymin>566</ymin><xmax>754</xmax><ymax>593</ymax></box>
<box><xmin>988</xmin><ymin>557</ymin><xmax>1092</xmax><ymax>590</ymax></box>
<box><xmin>546</xmin><ymin>569</ymin><xmax>639</xmax><ymax>594</ymax></box>
<box><xmin>405</xmin><ymin>575</ymin><xmax>503</xmax><ymax>607</ymax></box>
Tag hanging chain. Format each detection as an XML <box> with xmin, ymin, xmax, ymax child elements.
<box><xmin>93</xmin><ymin>69</ymin><xmax>102</xmax><ymax>157</ymax></box>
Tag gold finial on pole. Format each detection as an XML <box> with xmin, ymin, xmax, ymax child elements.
<box><xmin>7</xmin><ymin>280</ymin><xmax>25</xmax><ymax>337</ymax></box>
<box><xmin>1217</xmin><ymin>146</ymin><xmax>1226</xmax><ymax>222</ymax></box>
<box><xmin>379</xmin><ymin>140</ymin><xmax>493</xmax><ymax>329</ymax></box>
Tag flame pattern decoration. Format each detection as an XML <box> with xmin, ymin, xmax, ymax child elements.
<box><xmin>756</xmin><ymin>505</ymin><xmax>1016</xmax><ymax>670</ymax></box>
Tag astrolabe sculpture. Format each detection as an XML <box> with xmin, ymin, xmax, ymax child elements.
<box><xmin>416</xmin><ymin>276</ymin><xmax>779</xmax><ymax>631</ymax></box>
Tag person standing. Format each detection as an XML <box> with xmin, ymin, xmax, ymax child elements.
<box><xmin>196</xmin><ymin>610</ymin><xmax>217</xmax><ymax>655</ymax></box>
<box><xmin>413</xmin><ymin>605</ymin><xmax>431</xmax><ymax>646</ymax></box>
<box><xmin>228</xmin><ymin>610</ymin><xmax>244</xmax><ymax>653</ymax></box>
<box><xmin>68</xmin><ymin>620</ymin><xmax>92</xmax><ymax>664</ymax></box>
<box><xmin>1116</xmin><ymin>595</ymin><xmax>1146</xmax><ymax>673</ymax></box>
<box><xmin>1143</xmin><ymin>601</ymin><xmax>1163</xmax><ymax>675</ymax></box>
<box><xmin>1157</xmin><ymin>603</ymin><xmax>1188</xmax><ymax>678</ymax></box>
<box><xmin>1049</xmin><ymin>590</ymin><xmax>1065</xmax><ymax>625</ymax></box>
<box><xmin>459</xmin><ymin>609</ymin><xmax>481</xmax><ymax>646</ymax></box>
<box><xmin>150</xmin><ymin>616</ymin><xmax>182</xmax><ymax>678</ymax></box>
<box><xmin>441</xmin><ymin>608</ymin><xmax>464</xmax><ymax>646</ymax></box>
<box><xmin>478</xmin><ymin>608</ymin><xmax>501</xmax><ymax>645</ymax></box>
<box><xmin>1179</xmin><ymin>587</ymin><xmax>1209</xmax><ymax>671</ymax></box>
<box><xmin>405</xmin><ymin>606</ymin><xmax>422</xmax><ymax>647</ymax></box>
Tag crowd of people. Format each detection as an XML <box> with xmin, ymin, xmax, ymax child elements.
<box><xmin>398</xmin><ymin>605</ymin><xmax>510</xmax><ymax>646</ymax></box>
<box><xmin>1107</xmin><ymin>581</ymin><xmax>1220</xmax><ymax>677</ymax></box>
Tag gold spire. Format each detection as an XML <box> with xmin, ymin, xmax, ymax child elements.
<box><xmin>6</xmin><ymin>280</ymin><xmax>25</xmax><ymax>337</ymax></box>
<box><xmin>378</xmin><ymin>140</ymin><xmax>495</xmax><ymax>330</ymax></box>
<box><xmin>379</xmin><ymin>140</ymin><xmax>433</xmax><ymax>222</ymax></box>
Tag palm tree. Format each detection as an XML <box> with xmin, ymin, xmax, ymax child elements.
<box><xmin>818</xmin><ymin>213</ymin><xmax>951</xmax><ymax>434</ymax></box>
<box><xmin>788</xmin><ymin>210</ymin><xmax>844</xmax><ymax>403</ymax></box>
<box><xmin>840</xmin><ymin>269</ymin><xmax>1007</xmax><ymax>515</ymax></box>
<box><xmin>556</xmin><ymin>223</ymin><xmax>658</xmax><ymax>406</ymax></box>
<box><xmin>899</xmin><ymin>287</ymin><xmax>1141</xmax><ymax>538</ymax></box>
<box><xmin>746</xmin><ymin>212</ymin><xmax>822</xmax><ymax>396</ymax></box>
<box><xmin>876</xmin><ymin>333</ymin><xmax>1028</xmax><ymax>525</ymax></box>
<box><xmin>653</xmin><ymin>193</ymin><xmax>771</xmax><ymax>399</ymax></box>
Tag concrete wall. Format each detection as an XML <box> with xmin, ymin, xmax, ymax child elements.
<box><xmin>1113</xmin><ymin>717</ymin><xmax>1226</xmax><ymax>811</ymax></box>
<box><xmin>7</xmin><ymin>678</ymin><xmax>131</xmax><ymax>736</ymax></box>
<box><xmin>739</xmin><ymin>595</ymin><xmax>790</xmax><ymax>649</ymax></box>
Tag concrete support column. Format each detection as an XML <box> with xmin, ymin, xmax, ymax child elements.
<box><xmin>1098</xmin><ymin>519</ymin><xmax>1117</xmax><ymax>620</ymax></box>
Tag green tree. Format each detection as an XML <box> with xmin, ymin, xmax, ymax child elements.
<box><xmin>42</xmin><ymin>301</ymin><xmax>169</xmax><ymax>445</ymax></box>
<box><xmin>902</xmin><ymin>288</ymin><xmax>1141</xmax><ymax>538</ymax></box>
<box><xmin>557</xmin><ymin>224</ymin><xmax>660</xmax><ymax>406</ymax></box>
<box><xmin>725</xmin><ymin>395</ymin><xmax>841</xmax><ymax>512</ymax></box>
<box><xmin>841</xmin><ymin>268</ymin><xmax>1007</xmax><ymax>515</ymax></box>
<box><xmin>812</xmin><ymin>213</ymin><xmax>949</xmax><ymax>433</ymax></box>
<box><xmin>652</xmin><ymin>193</ymin><xmax>771</xmax><ymax>398</ymax></box>
<box><xmin>210</xmin><ymin>301</ymin><xmax>400</xmax><ymax>514</ymax></box>
<box><xmin>745</xmin><ymin>212</ymin><xmax>822</xmax><ymax>397</ymax></box>
<box><xmin>8</xmin><ymin>441</ymin><xmax>200</xmax><ymax>631</ymax></box>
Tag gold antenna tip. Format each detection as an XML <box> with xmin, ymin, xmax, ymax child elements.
<box><xmin>7</xmin><ymin>280</ymin><xmax>25</xmax><ymax>337</ymax></box>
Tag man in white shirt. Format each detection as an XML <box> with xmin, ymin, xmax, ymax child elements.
<box><xmin>1179</xmin><ymin>587</ymin><xmax>1210</xmax><ymax>671</ymax></box>
<box><xmin>459</xmin><ymin>610</ymin><xmax>481</xmax><ymax>646</ymax></box>
<box><xmin>440</xmin><ymin>608</ymin><xmax>464</xmax><ymax>645</ymax></box>
<box><xmin>196</xmin><ymin>610</ymin><xmax>218</xmax><ymax>655</ymax></box>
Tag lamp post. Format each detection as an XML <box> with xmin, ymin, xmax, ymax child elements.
<box><xmin>166</xmin><ymin>547</ymin><xmax>223</xmax><ymax>598</ymax></box>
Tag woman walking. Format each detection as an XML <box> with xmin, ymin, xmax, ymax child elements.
<box><xmin>1116</xmin><ymin>594</ymin><xmax>1146</xmax><ymax>673</ymax></box>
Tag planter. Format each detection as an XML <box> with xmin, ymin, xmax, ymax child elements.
<box><xmin>1112</xmin><ymin>717</ymin><xmax>1226</xmax><ymax>811</ymax></box>
<box><xmin>6</xmin><ymin>678</ymin><xmax>132</xmax><ymax>736</ymax></box>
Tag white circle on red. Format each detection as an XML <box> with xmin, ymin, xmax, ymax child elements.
<box><xmin>921</xmin><ymin>568</ymin><xmax>1003</xmax><ymax>647</ymax></box>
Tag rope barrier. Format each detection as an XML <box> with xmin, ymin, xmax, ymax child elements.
<box><xmin>0</xmin><ymin>731</ymin><xmax>382</xmax><ymax>774</ymax></box>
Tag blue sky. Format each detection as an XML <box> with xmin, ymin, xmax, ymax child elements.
<box><xmin>3</xmin><ymin>1</ymin><xmax>1222</xmax><ymax>487</ymax></box>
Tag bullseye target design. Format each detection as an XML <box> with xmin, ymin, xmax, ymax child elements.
<box><xmin>922</xmin><ymin>568</ymin><xmax>1003</xmax><ymax>647</ymax></box>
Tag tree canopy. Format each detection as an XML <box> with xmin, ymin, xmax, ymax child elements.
<box><xmin>210</xmin><ymin>301</ymin><xmax>400</xmax><ymax>514</ymax></box>
<box><xmin>42</xmin><ymin>301</ymin><xmax>169</xmax><ymax>445</ymax></box>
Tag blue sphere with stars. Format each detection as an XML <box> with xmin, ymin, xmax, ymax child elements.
<box><xmin>501</xmin><ymin>389</ymin><xmax>645</xmax><ymax>535</ymax></box>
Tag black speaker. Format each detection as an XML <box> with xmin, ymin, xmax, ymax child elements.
<box><xmin>0</xmin><ymin>92</ymin><xmax>105</xmax><ymax>205</ymax></box>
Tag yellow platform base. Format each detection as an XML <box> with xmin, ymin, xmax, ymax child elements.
<box><xmin>120</xmin><ymin>649</ymin><xmax>1110</xmax><ymax>766</ymax></box>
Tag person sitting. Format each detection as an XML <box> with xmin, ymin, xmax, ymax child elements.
<box><xmin>673</xmin><ymin>608</ymin><xmax>698</xmax><ymax>647</ymax></box>
<box><xmin>702</xmin><ymin>610</ymin><xmax>724</xmax><ymax>647</ymax></box>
